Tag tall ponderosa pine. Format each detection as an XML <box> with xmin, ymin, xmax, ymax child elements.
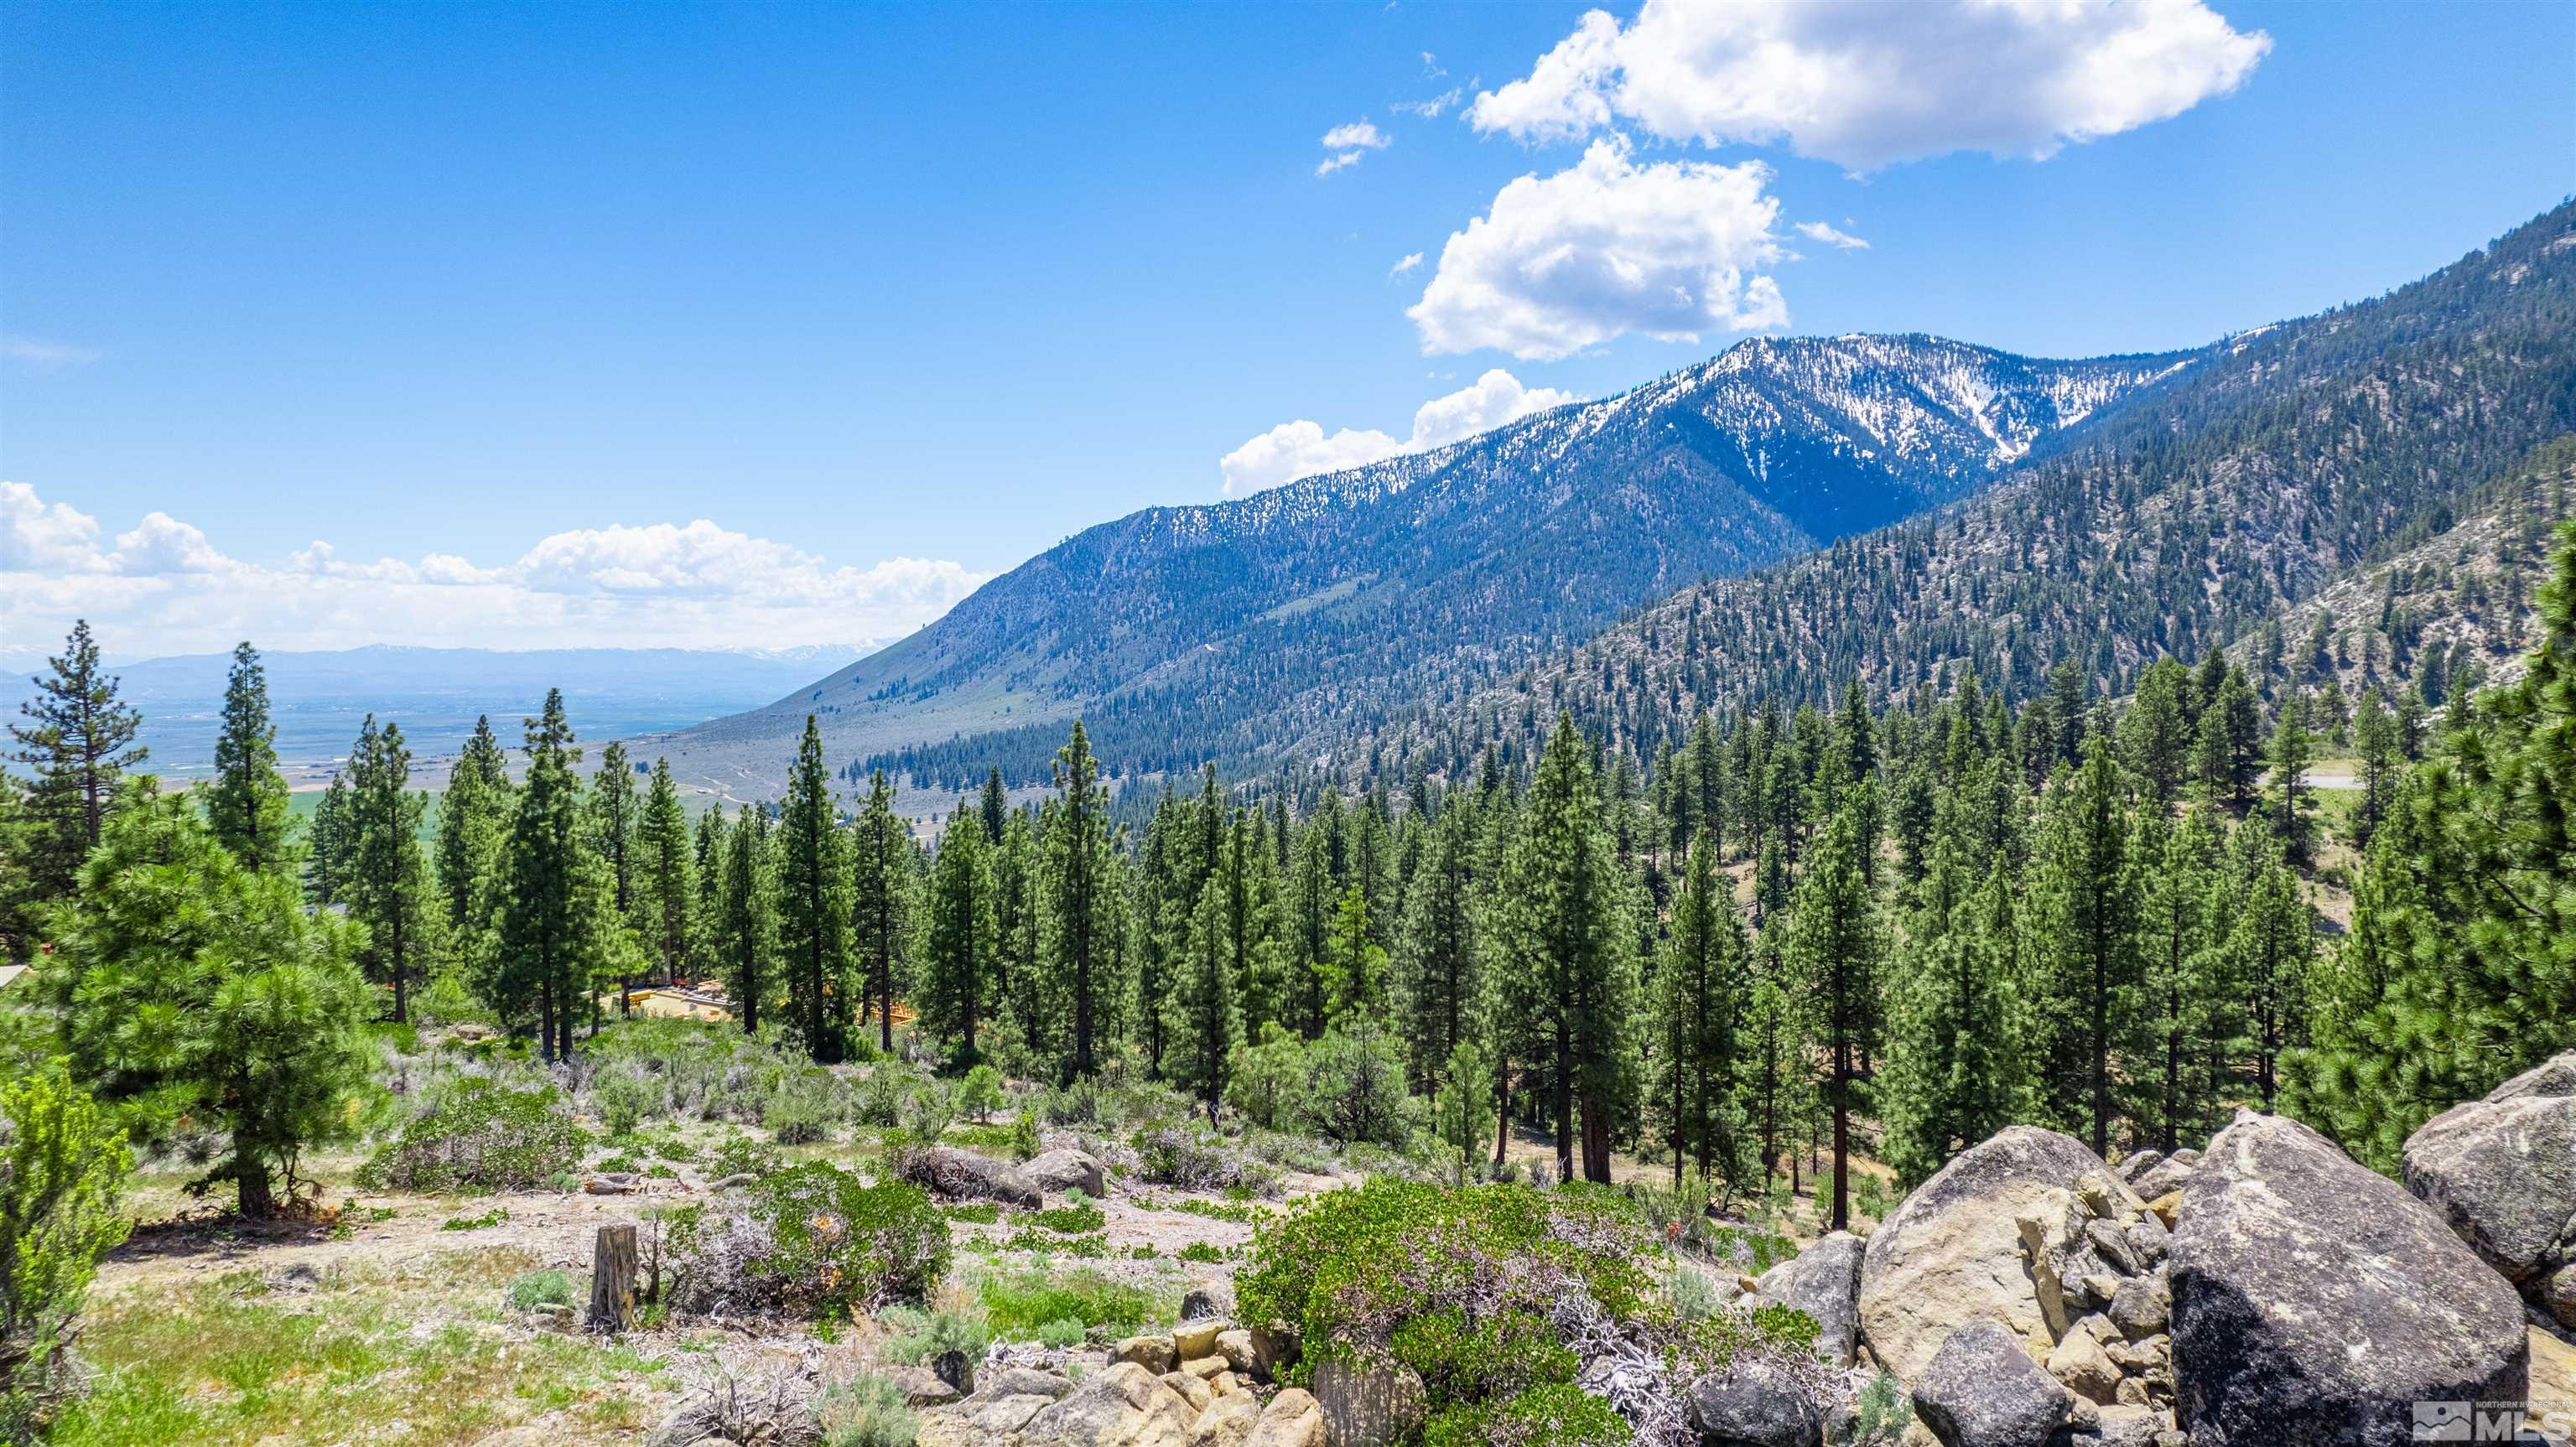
<box><xmin>850</xmin><ymin>769</ymin><xmax>913</xmax><ymax>1055</ymax></box>
<box><xmin>206</xmin><ymin>641</ymin><xmax>295</xmax><ymax>876</ymax></box>
<box><xmin>1495</xmin><ymin>714</ymin><xmax>1637</xmax><ymax>1184</ymax></box>
<box><xmin>493</xmin><ymin>689</ymin><xmax>609</xmax><ymax>1059</ymax></box>
<box><xmin>434</xmin><ymin>715</ymin><xmax>515</xmax><ymax>945</ymax></box>
<box><xmin>2132</xmin><ymin>809</ymin><xmax>2226</xmax><ymax>1152</ymax></box>
<box><xmin>590</xmin><ymin>740</ymin><xmax>642</xmax><ymax>1012</ymax></box>
<box><xmin>2027</xmin><ymin>734</ymin><xmax>2139</xmax><ymax>1158</ymax></box>
<box><xmin>1650</xmin><ymin>832</ymin><xmax>1753</xmax><ymax>1192</ymax></box>
<box><xmin>777</xmin><ymin>717</ymin><xmax>853</xmax><ymax>1060</ymax></box>
<box><xmin>8</xmin><ymin>620</ymin><xmax>146</xmax><ymax>903</ymax></box>
<box><xmin>1048</xmin><ymin>722</ymin><xmax>1115</xmax><ymax>1076</ymax></box>
<box><xmin>306</xmin><ymin>775</ymin><xmax>353</xmax><ymax>905</ymax></box>
<box><xmin>714</xmin><ymin>804</ymin><xmax>781</xmax><ymax>1038</ymax></box>
<box><xmin>1169</xmin><ymin>870</ymin><xmax>1242</xmax><ymax>1115</ymax></box>
<box><xmin>1394</xmin><ymin>801</ymin><xmax>1479</xmax><ymax>1091</ymax></box>
<box><xmin>920</xmin><ymin>807</ymin><xmax>998</xmax><ymax>1066</ymax></box>
<box><xmin>636</xmin><ymin>759</ymin><xmax>695</xmax><ymax>988</ymax></box>
<box><xmin>1880</xmin><ymin>840</ymin><xmax>2028</xmax><ymax>1188</ymax></box>
<box><xmin>1788</xmin><ymin>794</ymin><xmax>1880</xmax><ymax>1231</ymax></box>
<box><xmin>345</xmin><ymin>715</ymin><xmax>437</xmax><ymax>1023</ymax></box>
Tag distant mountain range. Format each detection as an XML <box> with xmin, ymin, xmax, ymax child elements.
<box><xmin>3</xmin><ymin>644</ymin><xmax>876</xmax><ymax>786</ymax></box>
<box><xmin>651</xmin><ymin>335</ymin><xmax>2201</xmax><ymax>795</ymax></box>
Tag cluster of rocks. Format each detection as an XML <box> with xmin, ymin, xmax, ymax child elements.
<box><xmin>917</xmin><ymin>1312</ymin><xmax>1317</xmax><ymax>1447</ymax></box>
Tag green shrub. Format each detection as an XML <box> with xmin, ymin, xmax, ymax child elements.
<box><xmin>942</xmin><ymin>1203</ymin><xmax>1000</xmax><ymax>1225</ymax></box>
<box><xmin>505</xmin><ymin>1269</ymin><xmax>574</xmax><ymax>1310</ymax></box>
<box><xmin>693</xmin><ymin>1162</ymin><xmax>948</xmax><ymax>1318</ymax></box>
<box><xmin>441</xmin><ymin>1206</ymin><xmax>510</xmax><ymax>1232</ymax></box>
<box><xmin>957</xmin><ymin>1066</ymin><xmax>1005</xmax><ymax>1124</ymax></box>
<box><xmin>591</xmin><ymin>1066</ymin><xmax>663</xmax><ymax>1138</ymax></box>
<box><xmin>0</xmin><ymin>1063</ymin><xmax>134</xmax><ymax>1421</ymax></box>
<box><xmin>1176</xmin><ymin>1242</ymin><xmax>1223</xmax><ymax>1264</ymax></box>
<box><xmin>854</xmin><ymin>1066</ymin><xmax>917</xmax><ymax>1128</ymax></box>
<box><xmin>357</xmin><ymin>1077</ymin><xmax>586</xmax><ymax>1192</ymax></box>
<box><xmin>1007</xmin><ymin>1111</ymin><xmax>1041</xmax><ymax>1162</ymax></box>
<box><xmin>1028</xmin><ymin>1197</ymin><xmax>1104</xmax><ymax>1235</ymax></box>
<box><xmin>1035</xmin><ymin>1316</ymin><xmax>1086</xmax><ymax>1349</ymax></box>
<box><xmin>816</xmin><ymin>1372</ymin><xmax>919</xmax><ymax>1447</ymax></box>
<box><xmin>1420</xmin><ymin>1381</ymin><xmax>1633</xmax><ymax>1447</ymax></box>
<box><xmin>1849</xmin><ymin>1370</ymin><xmax>1914</xmax><ymax>1446</ymax></box>
<box><xmin>876</xmin><ymin>1299</ymin><xmax>992</xmax><ymax>1366</ymax></box>
<box><xmin>1132</xmin><ymin>1126</ymin><xmax>1281</xmax><ymax>1196</ymax></box>
<box><xmin>900</xmin><ymin>1081</ymin><xmax>956</xmax><ymax>1144</ymax></box>
<box><xmin>1040</xmin><ymin>1076</ymin><xmax>1104</xmax><ymax>1128</ymax></box>
<box><xmin>708</xmin><ymin>1132</ymin><xmax>782</xmax><ymax>1181</ymax></box>
<box><xmin>763</xmin><ymin>1066</ymin><xmax>840</xmax><ymax>1145</ymax></box>
<box><xmin>1240</xmin><ymin>1179</ymin><xmax>1805</xmax><ymax>1432</ymax></box>
<box><xmin>978</xmin><ymin>1265</ymin><xmax>1151</xmax><ymax>1335</ymax></box>
<box><xmin>1000</xmin><ymin>1230</ymin><xmax>1109</xmax><ymax>1258</ymax></box>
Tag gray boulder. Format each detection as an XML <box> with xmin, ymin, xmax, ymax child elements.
<box><xmin>2106</xmin><ymin>1270</ymin><xmax>2169</xmax><ymax>1340</ymax></box>
<box><xmin>2403</xmin><ymin>1051</ymin><xmax>2576</xmax><ymax>1327</ymax></box>
<box><xmin>2127</xmin><ymin>1150</ymin><xmax>2199</xmax><ymax>1204</ymax></box>
<box><xmin>2114</xmin><ymin>1149</ymin><xmax>2164</xmax><ymax>1185</ymax></box>
<box><xmin>2171</xmin><ymin>1111</ymin><xmax>2527</xmax><ymax>1446</ymax></box>
<box><xmin>1688</xmin><ymin>1356</ymin><xmax>1821</xmax><ymax>1447</ymax></box>
<box><xmin>1911</xmin><ymin>1321</ymin><xmax>2075</xmax><ymax>1447</ymax></box>
<box><xmin>1859</xmin><ymin>1126</ymin><xmax>2135</xmax><ymax>1380</ymax></box>
<box><xmin>896</xmin><ymin>1144</ymin><xmax>1043</xmax><ymax>1209</ymax></box>
<box><xmin>1024</xmin><ymin>1147</ymin><xmax>1110</xmax><ymax>1201</ymax></box>
<box><xmin>1752</xmin><ymin>1231</ymin><xmax>1865</xmax><ymax>1368</ymax></box>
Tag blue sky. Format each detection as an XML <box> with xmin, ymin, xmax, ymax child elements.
<box><xmin>4</xmin><ymin>0</ymin><xmax>2572</xmax><ymax>657</ymax></box>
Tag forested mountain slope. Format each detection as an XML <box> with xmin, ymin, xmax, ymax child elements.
<box><xmin>651</xmin><ymin>337</ymin><xmax>2194</xmax><ymax>796</ymax></box>
<box><xmin>1342</xmin><ymin>203</ymin><xmax>2576</xmax><ymax>786</ymax></box>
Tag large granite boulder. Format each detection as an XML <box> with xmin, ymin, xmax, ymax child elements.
<box><xmin>2171</xmin><ymin>1111</ymin><xmax>2527</xmax><ymax>1446</ymax></box>
<box><xmin>1858</xmin><ymin>1126</ymin><xmax>2135</xmax><ymax>1380</ymax></box>
<box><xmin>2127</xmin><ymin>1150</ymin><xmax>2199</xmax><ymax>1204</ymax></box>
<box><xmin>1015</xmin><ymin>1361</ymin><xmax>1195</xmax><ymax>1447</ymax></box>
<box><xmin>897</xmin><ymin>1144</ymin><xmax>1044</xmax><ymax>1209</ymax></box>
<box><xmin>1025</xmin><ymin>1148</ymin><xmax>1111</xmax><ymax>1201</ymax></box>
<box><xmin>1752</xmin><ymin>1231</ymin><xmax>1864</xmax><ymax>1368</ymax></box>
<box><xmin>1687</xmin><ymin>1355</ymin><xmax>1822</xmax><ymax>1447</ymax></box>
<box><xmin>2404</xmin><ymin>1052</ymin><xmax>2576</xmax><ymax>1327</ymax></box>
<box><xmin>1910</xmin><ymin>1321</ymin><xmax>2075</xmax><ymax>1447</ymax></box>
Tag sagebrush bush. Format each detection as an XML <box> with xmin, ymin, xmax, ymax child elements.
<box><xmin>876</xmin><ymin>1299</ymin><xmax>991</xmax><ymax>1366</ymax></box>
<box><xmin>816</xmin><ymin>1372</ymin><xmax>919</xmax><ymax>1447</ymax></box>
<box><xmin>505</xmin><ymin>1269</ymin><xmax>574</xmax><ymax>1310</ymax></box>
<box><xmin>707</xmin><ymin>1131</ymin><xmax>782</xmax><ymax>1181</ymax></box>
<box><xmin>673</xmin><ymin>1161</ymin><xmax>948</xmax><ymax>1320</ymax></box>
<box><xmin>356</xmin><ymin>1077</ymin><xmax>586</xmax><ymax>1191</ymax></box>
<box><xmin>1239</xmin><ymin>1179</ymin><xmax>1814</xmax><ymax>1440</ymax></box>
<box><xmin>590</xmin><ymin>1065</ymin><xmax>663</xmax><ymax>1138</ymax></box>
<box><xmin>1132</xmin><ymin>1126</ymin><xmax>1284</xmax><ymax>1197</ymax></box>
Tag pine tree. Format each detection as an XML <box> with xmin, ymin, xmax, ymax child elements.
<box><xmin>2350</xmin><ymin>684</ymin><xmax>2399</xmax><ymax>848</ymax></box>
<box><xmin>992</xmin><ymin>810</ymin><xmax>1051</xmax><ymax>1067</ymax></box>
<box><xmin>494</xmin><ymin>689</ymin><xmax>600</xmax><ymax>1059</ymax></box>
<box><xmin>1167</xmin><ymin>874</ymin><xmax>1241</xmax><ymax>1115</ymax></box>
<box><xmin>1787</xmin><ymin>795</ymin><xmax>1880</xmax><ymax>1231</ymax></box>
<box><xmin>1287</xmin><ymin>822</ymin><xmax>1334</xmax><ymax>1038</ymax></box>
<box><xmin>1320</xmin><ymin>884</ymin><xmax>1388</xmax><ymax>1026</ymax></box>
<box><xmin>205</xmin><ymin>642</ymin><xmax>295</xmax><ymax>876</ymax></box>
<box><xmin>714</xmin><ymin>804</ymin><xmax>780</xmax><ymax>1039</ymax></box>
<box><xmin>1494</xmin><ymin>714</ymin><xmax>1638</xmax><ymax>1184</ymax></box>
<box><xmin>2267</xmin><ymin>690</ymin><xmax>2318</xmax><ymax>866</ymax></box>
<box><xmin>345</xmin><ymin>715</ymin><xmax>436</xmax><ymax>1024</ymax></box>
<box><xmin>305</xmin><ymin>773</ymin><xmax>353</xmax><ymax>905</ymax></box>
<box><xmin>1651</xmin><ymin>832</ymin><xmax>1754</xmax><ymax>1191</ymax></box>
<box><xmin>2121</xmin><ymin>659</ymin><xmax>2193</xmax><ymax>812</ymax></box>
<box><xmin>2225</xmin><ymin>838</ymin><xmax>2312</xmax><ymax>1111</ymax></box>
<box><xmin>42</xmin><ymin>790</ymin><xmax>371</xmax><ymax>1216</ymax></box>
<box><xmin>589</xmin><ymin>740</ymin><xmax>643</xmax><ymax>1013</ymax></box>
<box><xmin>1394</xmin><ymin>802</ymin><xmax>1479</xmax><ymax>1091</ymax></box>
<box><xmin>636</xmin><ymin>759</ymin><xmax>695</xmax><ymax>990</ymax></box>
<box><xmin>2132</xmin><ymin>809</ymin><xmax>2225</xmax><ymax>1151</ymax></box>
<box><xmin>979</xmin><ymin>767</ymin><xmax>1009</xmax><ymax>843</ymax></box>
<box><xmin>8</xmin><ymin>620</ymin><xmax>146</xmax><ymax>903</ymax></box>
<box><xmin>2027</xmin><ymin>734</ymin><xmax>2140</xmax><ymax>1157</ymax></box>
<box><xmin>1880</xmin><ymin>846</ymin><xmax>2029</xmax><ymax>1188</ymax></box>
<box><xmin>777</xmin><ymin>717</ymin><xmax>853</xmax><ymax>1061</ymax></box>
<box><xmin>850</xmin><ymin>769</ymin><xmax>913</xmax><ymax>1055</ymax></box>
<box><xmin>434</xmin><ymin>715</ymin><xmax>514</xmax><ymax>943</ymax></box>
<box><xmin>920</xmin><ymin>807</ymin><xmax>998</xmax><ymax>1066</ymax></box>
<box><xmin>1048</xmin><ymin>722</ymin><xmax>1115</xmax><ymax>1077</ymax></box>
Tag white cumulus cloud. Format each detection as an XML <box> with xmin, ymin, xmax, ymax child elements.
<box><xmin>1794</xmin><ymin>220</ymin><xmax>1869</xmax><ymax>250</ymax></box>
<box><xmin>1470</xmin><ymin>0</ymin><xmax>2270</xmax><ymax>170</ymax></box>
<box><xmin>1405</xmin><ymin>137</ymin><xmax>1787</xmax><ymax>360</ymax></box>
<box><xmin>1317</xmin><ymin>118</ymin><xmax>1392</xmax><ymax>175</ymax></box>
<box><xmin>1219</xmin><ymin>369</ymin><xmax>1581</xmax><ymax>498</ymax></box>
<box><xmin>0</xmin><ymin>481</ymin><xmax>989</xmax><ymax>656</ymax></box>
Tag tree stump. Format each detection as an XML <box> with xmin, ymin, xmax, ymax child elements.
<box><xmin>589</xmin><ymin>1223</ymin><xmax>638</xmax><ymax>1333</ymax></box>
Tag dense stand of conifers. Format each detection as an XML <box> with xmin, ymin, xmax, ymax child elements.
<box><xmin>3</xmin><ymin>523</ymin><xmax>2568</xmax><ymax>1223</ymax></box>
